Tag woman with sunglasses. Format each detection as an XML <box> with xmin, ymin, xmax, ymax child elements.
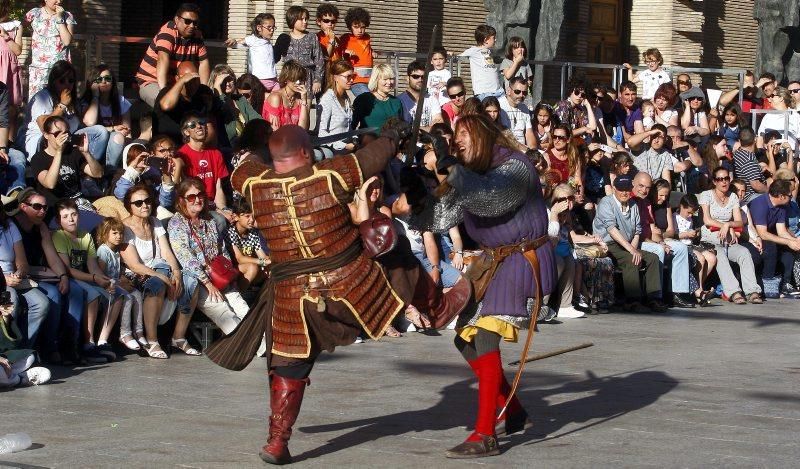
<box><xmin>317</xmin><ymin>60</ymin><xmax>355</xmax><ymax>156</ymax></box>
<box><xmin>441</xmin><ymin>77</ymin><xmax>466</xmax><ymax>128</ymax></box>
<box><xmin>208</xmin><ymin>64</ymin><xmax>262</xmax><ymax>148</ymax></box>
<box><xmin>25</xmin><ymin>0</ymin><xmax>76</xmax><ymax>98</ymax></box>
<box><xmin>79</xmin><ymin>64</ymin><xmax>132</xmax><ymax>168</ymax></box>
<box><xmin>120</xmin><ymin>183</ymin><xmax>199</xmax><ymax>359</ymax></box>
<box><xmin>698</xmin><ymin>166</ymin><xmax>761</xmax><ymax>305</ymax></box>
<box><xmin>112</xmin><ymin>138</ymin><xmax>182</xmax><ymax>215</ymax></box>
<box><xmin>168</xmin><ymin>178</ymin><xmax>250</xmax><ymax>335</ymax></box>
<box><xmin>263</xmin><ymin>60</ymin><xmax>310</xmax><ymax>130</ymax></box>
<box><xmin>757</xmin><ymin>87</ymin><xmax>800</xmax><ymax>151</ymax></box>
<box><xmin>236</xmin><ymin>73</ymin><xmax>267</xmax><ymax>122</ymax></box>
<box><xmin>22</xmin><ymin>61</ymin><xmax>110</xmax><ymax>164</ymax></box>
<box><xmin>680</xmin><ymin>87</ymin><xmax>711</xmax><ymax>138</ymax></box>
<box><xmin>545</xmin><ymin>124</ymin><xmax>583</xmax><ymax>187</ymax></box>
<box><xmin>554</xmin><ymin>82</ymin><xmax>597</xmax><ymax>142</ymax></box>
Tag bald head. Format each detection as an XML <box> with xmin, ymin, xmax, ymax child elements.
<box><xmin>633</xmin><ymin>172</ymin><xmax>653</xmax><ymax>198</ymax></box>
<box><xmin>177</xmin><ymin>61</ymin><xmax>198</xmax><ymax>77</ymax></box>
<box><xmin>269</xmin><ymin>125</ymin><xmax>313</xmax><ymax>171</ymax></box>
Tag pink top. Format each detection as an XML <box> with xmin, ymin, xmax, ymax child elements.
<box><xmin>262</xmin><ymin>98</ymin><xmax>301</xmax><ymax>128</ymax></box>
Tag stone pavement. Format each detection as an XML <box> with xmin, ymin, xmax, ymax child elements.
<box><xmin>2</xmin><ymin>299</ymin><xmax>799</xmax><ymax>468</ymax></box>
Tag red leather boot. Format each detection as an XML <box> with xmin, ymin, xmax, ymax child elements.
<box><xmin>446</xmin><ymin>351</ymin><xmax>502</xmax><ymax>458</ymax></box>
<box><xmin>259</xmin><ymin>375</ymin><xmax>308</xmax><ymax>465</ymax></box>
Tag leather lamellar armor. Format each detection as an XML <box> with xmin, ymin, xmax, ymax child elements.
<box><xmin>232</xmin><ymin>156</ymin><xmax>403</xmax><ymax>358</ymax></box>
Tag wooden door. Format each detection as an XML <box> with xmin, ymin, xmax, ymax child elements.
<box><xmin>586</xmin><ymin>0</ymin><xmax>624</xmax><ymax>84</ymax></box>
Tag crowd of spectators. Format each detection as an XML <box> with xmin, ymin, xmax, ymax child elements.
<box><xmin>2</xmin><ymin>1</ymin><xmax>798</xmax><ymax>388</ymax></box>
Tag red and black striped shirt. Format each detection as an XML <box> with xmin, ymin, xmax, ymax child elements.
<box><xmin>135</xmin><ymin>21</ymin><xmax>208</xmax><ymax>86</ymax></box>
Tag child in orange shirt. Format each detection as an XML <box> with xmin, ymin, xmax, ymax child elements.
<box><xmin>337</xmin><ymin>7</ymin><xmax>375</xmax><ymax>97</ymax></box>
<box><xmin>316</xmin><ymin>3</ymin><xmax>339</xmax><ymax>62</ymax></box>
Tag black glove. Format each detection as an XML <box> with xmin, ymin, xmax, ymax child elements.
<box><xmin>431</xmin><ymin>135</ymin><xmax>458</xmax><ymax>175</ymax></box>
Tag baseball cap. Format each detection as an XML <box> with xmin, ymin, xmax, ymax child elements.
<box><xmin>613</xmin><ymin>175</ymin><xmax>633</xmax><ymax>191</ymax></box>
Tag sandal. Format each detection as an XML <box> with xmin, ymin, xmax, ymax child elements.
<box><xmin>384</xmin><ymin>326</ymin><xmax>402</xmax><ymax>338</ymax></box>
<box><xmin>747</xmin><ymin>292</ymin><xmax>764</xmax><ymax>304</ymax></box>
<box><xmin>171</xmin><ymin>338</ymin><xmax>202</xmax><ymax>356</ymax></box>
<box><xmin>730</xmin><ymin>292</ymin><xmax>747</xmax><ymax>305</ymax></box>
<box><xmin>145</xmin><ymin>342</ymin><xmax>168</xmax><ymax>359</ymax></box>
<box><xmin>119</xmin><ymin>334</ymin><xmax>141</xmax><ymax>351</ymax></box>
<box><xmin>405</xmin><ymin>305</ymin><xmax>431</xmax><ymax>331</ymax></box>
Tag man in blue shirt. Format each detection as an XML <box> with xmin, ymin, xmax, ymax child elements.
<box><xmin>750</xmin><ymin>179</ymin><xmax>800</xmax><ymax>296</ymax></box>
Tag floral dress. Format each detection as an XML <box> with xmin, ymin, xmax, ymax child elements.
<box><xmin>26</xmin><ymin>7</ymin><xmax>76</xmax><ymax>97</ymax></box>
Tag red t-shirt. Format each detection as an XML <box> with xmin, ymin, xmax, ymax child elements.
<box><xmin>177</xmin><ymin>144</ymin><xmax>229</xmax><ymax>201</ymax></box>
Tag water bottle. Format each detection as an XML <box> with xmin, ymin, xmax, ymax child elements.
<box><xmin>0</xmin><ymin>433</ymin><xmax>32</xmax><ymax>454</ymax></box>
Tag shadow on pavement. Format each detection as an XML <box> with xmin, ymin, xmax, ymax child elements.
<box><xmin>296</xmin><ymin>368</ymin><xmax>677</xmax><ymax>460</ymax></box>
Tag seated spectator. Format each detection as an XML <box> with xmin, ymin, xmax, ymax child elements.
<box><xmin>482</xmin><ymin>95</ymin><xmax>501</xmax><ymax>124</ymax></box>
<box><xmin>31</xmin><ymin>115</ymin><xmax>104</xmax><ymax>210</ymax></box>
<box><xmin>460</xmin><ymin>96</ymin><xmax>484</xmax><ymax>118</ymax></box>
<box><xmin>680</xmin><ymin>86</ymin><xmax>710</xmax><ymax>137</ymax></box>
<box><xmin>0</xmin><ymin>293</ymin><xmax>50</xmax><ymax>387</ymax></box>
<box><xmin>790</xmin><ymin>81</ymin><xmax>800</xmax><ymax>111</ymax></box>
<box><xmin>498</xmin><ymin>77</ymin><xmax>536</xmax><ymax>148</ymax></box>
<box><xmin>398</xmin><ymin>60</ymin><xmax>442</xmax><ymax>132</ymax></box>
<box><xmin>0</xmin><ymin>82</ymin><xmax>26</xmax><ymax>201</ymax></box>
<box><xmin>652</xmin><ymin>83</ymin><xmax>679</xmax><ymax>127</ymax></box>
<box><xmin>732</xmin><ymin>177</ymin><xmax>765</xmax><ymax>270</ymax></box>
<box><xmin>631</xmin><ymin>123</ymin><xmax>673</xmax><ymax>183</ymax></box>
<box><xmin>555</xmin><ymin>80</ymin><xmax>596</xmax><ymax>142</ymax></box>
<box><xmin>52</xmin><ymin>199</ymin><xmax>117</xmax><ymax>363</ymax></box>
<box><xmin>120</xmin><ymin>183</ymin><xmax>198</xmax><ymax>358</ymax></box>
<box><xmin>208</xmin><ymin>64</ymin><xmax>262</xmax><ymax>147</ymax></box>
<box><xmin>750</xmin><ymin>179</ymin><xmax>800</xmax><ymax>297</ymax></box>
<box><xmin>0</xmin><ymin>207</ymin><xmax>49</xmax><ymax>348</ymax></box>
<box><xmin>79</xmin><ymin>64</ymin><xmax>131</xmax><ymax>168</ymax></box>
<box><xmin>545</xmin><ymin>124</ymin><xmax>582</xmax><ymax>186</ymax></box>
<box><xmin>226</xmin><ymin>198</ymin><xmax>270</xmax><ymax>292</ymax></box>
<box><xmin>153</xmin><ymin>61</ymin><xmax>223</xmax><ymax>148</ymax></box>
<box><xmin>667</xmin><ymin>126</ymin><xmax>705</xmax><ymax>193</ymax></box>
<box><xmin>633</xmin><ymin>172</ymin><xmax>694</xmax><ymax>307</ymax></box>
<box><xmin>113</xmin><ymin>137</ymin><xmax>182</xmax><ymax>215</ymax></box>
<box><xmin>717</xmin><ymin>102</ymin><xmax>746</xmax><ymax>149</ymax></box>
<box><xmin>699</xmin><ymin>135</ymin><xmax>731</xmax><ymax>187</ymax></box>
<box><xmin>718</xmin><ymin>71</ymin><xmax>774</xmax><ymax>115</ymax></box>
<box><xmin>606</xmin><ymin>151</ymin><xmax>635</xmax><ymax>194</ymax></box>
<box><xmin>593</xmin><ymin>175</ymin><xmax>666</xmax><ymax>312</ymax></box>
<box><xmin>534</xmin><ymin>103</ymin><xmax>558</xmax><ymax>151</ymax></box>
<box><xmin>263</xmin><ymin>60</ymin><xmax>310</xmax><ymax>130</ymax></box>
<box><xmin>236</xmin><ymin>73</ymin><xmax>267</xmax><ymax>121</ymax></box>
<box><xmin>168</xmin><ymin>178</ymin><xmax>250</xmax><ymax>335</ymax></box>
<box><xmin>22</xmin><ymin>61</ymin><xmax>109</xmax><ymax>162</ymax></box>
<box><xmin>230</xmin><ymin>119</ymin><xmax>272</xmax><ymax>172</ymax></box>
<box><xmin>673</xmin><ymin>194</ymin><xmax>716</xmax><ymax>304</ymax></box>
<box><xmin>545</xmin><ymin>184</ymin><xmax>586</xmax><ymax>319</ymax></box>
<box><xmin>352</xmin><ymin>63</ymin><xmax>402</xmax><ymax>130</ymax></box>
<box><xmin>584</xmin><ymin>143</ymin><xmax>611</xmax><ymax>204</ymax></box>
<box><xmin>11</xmin><ymin>188</ymin><xmax>83</xmax><ymax>365</ymax></box>
<box><xmin>733</xmin><ymin>127</ymin><xmax>767</xmax><ymax>203</ymax></box>
<box><xmin>317</xmin><ymin>60</ymin><xmax>355</xmax><ymax>155</ymax></box>
<box><xmin>757</xmin><ymin>87</ymin><xmax>800</xmax><ymax>150</ymax></box>
<box><xmin>441</xmin><ymin>77</ymin><xmax>466</xmax><ymax>128</ymax></box>
<box><xmin>676</xmin><ymin>74</ymin><xmax>692</xmax><ymax>96</ymax></box>
<box><xmin>176</xmin><ymin>112</ymin><xmax>232</xmax><ymax>229</ymax></box>
<box><xmin>624</xmin><ymin>48</ymin><xmax>671</xmax><ymax>100</ymax></box>
<box><xmin>698</xmin><ymin>167</ymin><xmax>762</xmax><ymax>304</ymax></box>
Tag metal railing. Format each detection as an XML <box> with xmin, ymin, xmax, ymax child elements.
<box><xmin>621</xmin><ymin>65</ymin><xmax>746</xmax><ymax>105</ymax></box>
<box><xmin>747</xmin><ymin>109</ymin><xmax>799</xmax><ymax>142</ymax></box>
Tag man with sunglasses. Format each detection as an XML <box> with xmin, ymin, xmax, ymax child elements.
<box><xmin>398</xmin><ymin>61</ymin><xmax>442</xmax><ymax>132</ymax></box>
<box><xmin>499</xmin><ymin>76</ymin><xmax>536</xmax><ymax>148</ymax></box>
<box><xmin>554</xmin><ymin>82</ymin><xmax>597</xmax><ymax>142</ymax></box>
<box><xmin>136</xmin><ymin>2</ymin><xmax>210</xmax><ymax>108</ymax></box>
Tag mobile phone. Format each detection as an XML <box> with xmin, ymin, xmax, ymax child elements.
<box><xmin>70</xmin><ymin>133</ymin><xmax>85</xmax><ymax>147</ymax></box>
<box><xmin>0</xmin><ymin>290</ymin><xmax>11</xmax><ymax>306</ymax></box>
<box><xmin>599</xmin><ymin>144</ymin><xmax>614</xmax><ymax>154</ymax></box>
<box><xmin>147</xmin><ymin>156</ymin><xmax>167</xmax><ymax>172</ymax></box>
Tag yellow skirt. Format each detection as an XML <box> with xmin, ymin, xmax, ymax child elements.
<box><xmin>457</xmin><ymin>316</ymin><xmax>520</xmax><ymax>343</ymax></box>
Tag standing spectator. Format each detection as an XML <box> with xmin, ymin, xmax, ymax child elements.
<box><xmin>500</xmin><ymin>36</ymin><xmax>533</xmax><ymax>95</ymax></box>
<box><xmin>337</xmin><ymin>7</ymin><xmax>375</xmax><ymax>97</ymax></box>
<box><xmin>30</xmin><ymin>115</ymin><xmax>104</xmax><ymax>210</ymax></box>
<box><xmin>460</xmin><ymin>24</ymin><xmax>502</xmax><ymax>100</ymax></box>
<box><xmin>733</xmin><ymin>127</ymin><xmax>767</xmax><ymax>203</ymax></box>
<box><xmin>225</xmin><ymin>13</ymin><xmax>278</xmax><ymax>92</ymax></box>
<box><xmin>25</xmin><ymin>0</ymin><xmax>75</xmax><ymax>98</ymax></box>
<box><xmin>441</xmin><ymin>77</ymin><xmax>466</xmax><ymax>128</ymax></box>
<box><xmin>153</xmin><ymin>61</ymin><xmax>222</xmax><ymax>146</ymax></box>
<box><xmin>176</xmin><ymin>112</ymin><xmax>231</xmax><ymax>228</ymax></box>
<box><xmin>680</xmin><ymin>86</ymin><xmax>710</xmax><ymax>137</ymax></box>
<box><xmin>398</xmin><ymin>60</ymin><xmax>442</xmax><ymax>132</ymax></box>
<box><xmin>698</xmin><ymin>166</ymin><xmax>761</xmax><ymax>304</ymax></box>
<box><xmin>555</xmin><ymin>81</ymin><xmax>597</xmax><ymax>142</ymax></box>
<box><xmin>592</xmin><ymin>175</ymin><xmax>666</xmax><ymax>312</ymax></box>
<box><xmin>263</xmin><ymin>60</ymin><xmax>310</xmax><ymax>130</ymax></box>
<box><xmin>0</xmin><ymin>82</ymin><xmax>26</xmax><ymax>201</ymax></box>
<box><xmin>624</xmin><ymin>48</ymin><xmax>671</xmax><ymax>100</ymax></box>
<box><xmin>135</xmin><ymin>2</ymin><xmax>209</xmax><ymax>108</ymax></box>
<box><xmin>79</xmin><ymin>64</ymin><xmax>132</xmax><ymax>168</ymax></box>
<box><xmin>427</xmin><ymin>47</ymin><xmax>451</xmax><ymax>106</ymax></box>
<box><xmin>22</xmin><ymin>61</ymin><xmax>110</xmax><ymax>163</ymax></box>
<box><xmin>207</xmin><ymin>64</ymin><xmax>262</xmax><ymax>146</ymax></box>
<box><xmin>750</xmin><ymin>180</ymin><xmax>800</xmax><ymax>296</ymax></box>
<box><xmin>274</xmin><ymin>6</ymin><xmax>324</xmax><ymax>97</ymax></box>
<box><xmin>632</xmin><ymin>124</ymin><xmax>673</xmax><ymax>183</ymax></box>
<box><xmin>352</xmin><ymin>63</ymin><xmax>402</xmax><ymax>130</ymax></box>
<box><xmin>317</xmin><ymin>60</ymin><xmax>354</xmax><ymax>155</ymax></box>
<box><xmin>498</xmin><ymin>77</ymin><xmax>536</xmax><ymax>148</ymax></box>
<box><xmin>315</xmin><ymin>3</ymin><xmax>340</xmax><ymax>62</ymax></box>
<box><xmin>168</xmin><ymin>178</ymin><xmax>250</xmax><ymax>335</ymax></box>
<box><xmin>0</xmin><ymin>1</ymin><xmax>22</xmax><ymax>139</ymax></box>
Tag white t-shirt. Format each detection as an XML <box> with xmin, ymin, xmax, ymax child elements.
<box><xmin>498</xmin><ymin>97</ymin><xmax>532</xmax><ymax>145</ymax></box>
<box><xmin>123</xmin><ymin>218</ymin><xmax>167</xmax><ymax>270</ymax></box>
<box><xmin>758</xmin><ymin>112</ymin><xmax>800</xmax><ymax>150</ymax></box>
<box><xmin>242</xmin><ymin>34</ymin><xmax>276</xmax><ymax>80</ymax></box>
<box><xmin>638</xmin><ymin>68</ymin><xmax>672</xmax><ymax>100</ymax></box>
<box><xmin>394</xmin><ymin>218</ymin><xmax>424</xmax><ymax>255</ymax></box>
<box><xmin>0</xmin><ymin>223</ymin><xmax>21</xmax><ymax>273</ymax></box>
<box><xmin>427</xmin><ymin>68</ymin><xmax>451</xmax><ymax>106</ymax></box>
<box><xmin>460</xmin><ymin>46</ymin><xmax>500</xmax><ymax>95</ymax></box>
<box><xmin>97</xmin><ymin>244</ymin><xmax>122</xmax><ymax>280</ymax></box>
<box><xmin>25</xmin><ymin>89</ymin><xmax>81</xmax><ymax>154</ymax></box>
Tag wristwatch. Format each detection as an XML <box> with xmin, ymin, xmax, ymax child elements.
<box><xmin>57</xmin><ymin>103</ymin><xmax>68</xmax><ymax>112</ymax></box>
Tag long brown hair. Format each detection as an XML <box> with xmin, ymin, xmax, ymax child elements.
<box><xmin>553</xmin><ymin>123</ymin><xmax>582</xmax><ymax>177</ymax></box>
<box><xmin>325</xmin><ymin>59</ymin><xmax>354</xmax><ymax>95</ymax></box>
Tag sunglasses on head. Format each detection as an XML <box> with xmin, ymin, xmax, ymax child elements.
<box><xmin>180</xmin><ymin>16</ymin><xmax>198</xmax><ymax>26</ymax></box>
<box><xmin>554</xmin><ymin>195</ymin><xmax>576</xmax><ymax>204</ymax></box>
<box><xmin>512</xmin><ymin>89</ymin><xmax>528</xmax><ymax>96</ymax></box>
<box><xmin>239</xmin><ymin>89</ymin><xmax>252</xmax><ymax>97</ymax></box>
<box><xmin>183</xmin><ymin>119</ymin><xmax>207</xmax><ymax>130</ymax></box>
<box><xmin>24</xmin><ymin>202</ymin><xmax>47</xmax><ymax>212</ymax></box>
<box><xmin>93</xmin><ymin>76</ymin><xmax>113</xmax><ymax>84</ymax></box>
<box><xmin>409</xmin><ymin>73</ymin><xmax>424</xmax><ymax>80</ymax></box>
<box><xmin>320</xmin><ymin>18</ymin><xmax>336</xmax><ymax>24</ymax></box>
<box><xmin>130</xmin><ymin>198</ymin><xmax>153</xmax><ymax>208</ymax></box>
<box><xmin>449</xmin><ymin>90</ymin><xmax>466</xmax><ymax>99</ymax></box>
<box><xmin>553</xmin><ymin>134</ymin><xmax>569</xmax><ymax>141</ymax></box>
<box><xmin>183</xmin><ymin>193</ymin><xmax>206</xmax><ymax>203</ymax></box>
<box><xmin>714</xmin><ymin>176</ymin><xmax>730</xmax><ymax>182</ymax></box>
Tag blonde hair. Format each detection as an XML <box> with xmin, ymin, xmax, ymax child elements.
<box><xmin>774</xmin><ymin>168</ymin><xmax>794</xmax><ymax>181</ymax></box>
<box><xmin>643</xmin><ymin>48</ymin><xmax>663</xmax><ymax>66</ymax></box>
<box><xmin>368</xmin><ymin>63</ymin><xmax>394</xmax><ymax>92</ymax></box>
<box><xmin>96</xmin><ymin>217</ymin><xmax>124</xmax><ymax>245</ymax></box>
<box><xmin>551</xmin><ymin>183</ymin><xmax>575</xmax><ymax>202</ymax></box>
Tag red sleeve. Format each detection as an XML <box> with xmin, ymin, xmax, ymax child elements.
<box><xmin>214</xmin><ymin>150</ymin><xmax>229</xmax><ymax>179</ymax></box>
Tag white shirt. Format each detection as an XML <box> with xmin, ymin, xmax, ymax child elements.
<box><xmin>242</xmin><ymin>35</ymin><xmax>276</xmax><ymax>80</ymax></box>
<box><xmin>427</xmin><ymin>68</ymin><xmax>451</xmax><ymax>106</ymax></box>
<box><xmin>758</xmin><ymin>111</ymin><xmax>800</xmax><ymax>150</ymax></box>
<box><xmin>638</xmin><ymin>68</ymin><xmax>672</xmax><ymax>100</ymax></box>
<box><xmin>460</xmin><ymin>46</ymin><xmax>500</xmax><ymax>95</ymax></box>
<box><xmin>498</xmin><ymin>97</ymin><xmax>532</xmax><ymax>145</ymax></box>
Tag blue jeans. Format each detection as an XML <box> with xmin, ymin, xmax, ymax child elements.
<box><xmin>105</xmin><ymin>130</ymin><xmax>126</xmax><ymax>168</ymax></box>
<box><xmin>75</xmin><ymin>125</ymin><xmax>110</xmax><ymax>162</ymax></box>
<box><xmin>143</xmin><ymin>264</ymin><xmax>198</xmax><ymax>314</ymax></box>
<box><xmin>38</xmin><ymin>279</ymin><xmax>86</xmax><ymax>353</ymax></box>
<box><xmin>416</xmin><ymin>255</ymin><xmax>461</xmax><ymax>289</ymax></box>
<box><xmin>641</xmin><ymin>240</ymin><xmax>690</xmax><ymax>294</ymax></box>
<box><xmin>351</xmin><ymin>83</ymin><xmax>370</xmax><ymax>97</ymax></box>
<box><xmin>1</xmin><ymin>148</ymin><xmax>27</xmax><ymax>195</ymax></box>
<box><xmin>8</xmin><ymin>285</ymin><xmax>51</xmax><ymax>347</ymax></box>
<box><xmin>476</xmin><ymin>90</ymin><xmax>504</xmax><ymax>101</ymax></box>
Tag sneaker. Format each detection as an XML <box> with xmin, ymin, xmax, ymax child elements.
<box><xmin>537</xmin><ymin>305</ymin><xmax>557</xmax><ymax>322</ymax></box>
<box><xmin>781</xmin><ymin>284</ymin><xmax>800</xmax><ymax>297</ymax></box>
<box><xmin>95</xmin><ymin>343</ymin><xmax>117</xmax><ymax>362</ymax></box>
<box><xmin>20</xmin><ymin>367</ymin><xmax>51</xmax><ymax>386</ymax></box>
<box><xmin>353</xmin><ymin>336</ymin><xmax>365</xmax><ymax>344</ymax></box>
<box><xmin>82</xmin><ymin>345</ymin><xmax>108</xmax><ymax>364</ymax></box>
<box><xmin>575</xmin><ymin>295</ymin><xmax>590</xmax><ymax>310</ymax></box>
<box><xmin>557</xmin><ymin>306</ymin><xmax>586</xmax><ymax>319</ymax></box>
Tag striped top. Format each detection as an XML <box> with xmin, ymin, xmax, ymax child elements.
<box><xmin>135</xmin><ymin>21</ymin><xmax>208</xmax><ymax>86</ymax></box>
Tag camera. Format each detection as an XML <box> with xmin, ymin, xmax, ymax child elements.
<box><xmin>147</xmin><ymin>156</ymin><xmax>168</xmax><ymax>172</ymax></box>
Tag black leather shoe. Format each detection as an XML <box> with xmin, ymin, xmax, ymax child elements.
<box><xmin>445</xmin><ymin>433</ymin><xmax>500</xmax><ymax>459</ymax></box>
<box><xmin>495</xmin><ymin>409</ymin><xmax>533</xmax><ymax>437</ymax></box>
<box><xmin>672</xmin><ymin>294</ymin><xmax>696</xmax><ymax>309</ymax></box>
